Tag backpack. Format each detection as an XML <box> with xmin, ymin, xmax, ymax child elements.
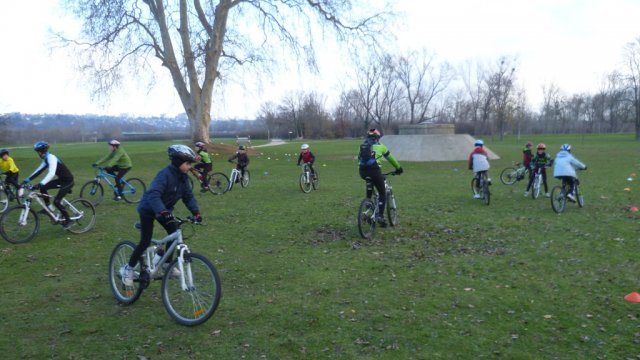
<box><xmin>358</xmin><ymin>140</ymin><xmax>378</xmax><ymax>168</ymax></box>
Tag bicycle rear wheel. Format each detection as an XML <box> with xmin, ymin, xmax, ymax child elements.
<box><xmin>161</xmin><ymin>253</ymin><xmax>221</xmax><ymax>326</ymax></box>
<box><xmin>108</xmin><ymin>240</ymin><xmax>144</xmax><ymax>304</ymax></box>
<box><xmin>208</xmin><ymin>172</ymin><xmax>229</xmax><ymax>195</ymax></box>
<box><xmin>311</xmin><ymin>171</ymin><xmax>319</xmax><ymax>190</ymax></box>
<box><xmin>64</xmin><ymin>199</ymin><xmax>96</xmax><ymax>234</ymax></box>
<box><xmin>80</xmin><ymin>180</ymin><xmax>104</xmax><ymax>206</ymax></box>
<box><xmin>299</xmin><ymin>173</ymin><xmax>312</xmax><ymax>193</ymax></box>
<box><xmin>386</xmin><ymin>189</ymin><xmax>397</xmax><ymax>226</ymax></box>
<box><xmin>0</xmin><ymin>186</ymin><xmax>8</xmax><ymax>213</ymax></box>
<box><xmin>0</xmin><ymin>205</ymin><xmax>40</xmax><ymax>244</ymax></box>
<box><xmin>499</xmin><ymin>167</ymin><xmax>518</xmax><ymax>185</ymax></box>
<box><xmin>551</xmin><ymin>186</ymin><xmax>566</xmax><ymax>213</ymax></box>
<box><xmin>122</xmin><ymin>178</ymin><xmax>146</xmax><ymax>203</ymax></box>
<box><xmin>483</xmin><ymin>181</ymin><xmax>491</xmax><ymax>205</ymax></box>
<box><xmin>357</xmin><ymin>198</ymin><xmax>376</xmax><ymax>239</ymax></box>
<box><xmin>241</xmin><ymin>170</ymin><xmax>250</xmax><ymax>188</ymax></box>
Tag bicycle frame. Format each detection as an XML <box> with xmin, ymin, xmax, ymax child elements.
<box><xmin>142</xmin><ymin>227</ymin><xmax>193</xmax><ymax>291</ymax></box>
<box><xmin>93</xmin><ymin>168</ymin><xmax>133</xmax><ymax>194</ymax></box>
<box><xmin>19</xmin><ymin>188</ymin><xmax>82</xmax><ymax>224</ymax></box>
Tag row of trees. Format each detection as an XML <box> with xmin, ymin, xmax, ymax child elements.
<box><xmin>256</xmin><ymin>39</ymin><xmax>640</xmax><ymax>140</ymax></box>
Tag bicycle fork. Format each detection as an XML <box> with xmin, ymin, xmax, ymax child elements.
<box><xmin>176</xmin><ymin>244</ymin><xmax>194</xmax><ymax>292</ymax></box>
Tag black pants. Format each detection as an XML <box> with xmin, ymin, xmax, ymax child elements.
<box><xmin>556</xmin><ymin>176</ymin><xmax>578</xmax><ymax>194</ymax></box>
<box><xmin>41</xmin><ymin>179</ymin><xmax>74</xmax><ymax>222</ymax></box>
<box><xmin>105</xmin><ymin>166</ymin><xmax>130</xmax><ymax>194</ymax></box>
<box><xmin>128</xmin><ymin>215</ymin><xmax>179</xmax><ymax>268</ymax></box>
<box><xmin>194</xmin><ymin>163</ymin><xmax>212</xmax><ymax>187</ymax></box>
<box><xmin>4</xmin><ymin>171</ymin><xmax>19</xmax><ymax>189</ymax></box>
<box><xmin>359</xmin><ymin>167</ymin><xmax>385</xmax><ymax>215</ymax></box>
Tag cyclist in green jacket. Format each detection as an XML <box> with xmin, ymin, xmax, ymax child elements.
<box><xmin>191</xmin><ymin>141</ymin><xmax>213</xmax><ymax>192</ymax></box>
<box><xmin>357</xmin><ymin>128</ymin><xmax>403</xmax><ymax>227</ymax></box>
<box><xmin>92</xmin><ymin>140</ymin><xmax>133</xmax><ymax>200</ymax></box>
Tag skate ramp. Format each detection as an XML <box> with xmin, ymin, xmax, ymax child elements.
<box><xmin>381</xmin><ymin>134</ymin><xmax>500</xmax><ymax>162</ymax></box>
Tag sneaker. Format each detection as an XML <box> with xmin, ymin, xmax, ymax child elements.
<box><xmin>113</xmin><ymin>195</ymin><xmax>123</xmax><ymax>201</ymax></box>
<box><xmin>376</xmin><ymin>215</ymin><xmax>387</xmax><ymax>228</ymax></box>
<box><xmin>61</xmin><ymin>219</ymin><xmax>74</xmax><ymax>230</ymax></box>
<box><xmin>523</xmin><ymin>191</ymin><xmax>529</xmax><ymax>197</ymax></box>
<box><xmin>162</xmin><ymin>263</ymin><xmax>181</xmax><ymax>278</ymax></box>
<box><xmin>200</xmin><ymin>187</ymin><xmax>208</xmax><ymax>193</ymax></box>
<box><xmin>567</xmin><ymin>193</ymin><xmax>576</xmax><ymax>202</ymax></box>
<box><xmin>473</xmin><ymin>193</ymin><xmax>481</xmax><ymax>199</ymax></box>
<box><xmin>120</xmin><ymin>265</ymin><xmax>134</xmax><ymax>286</ymax></box>
<box><xmin>544</xmin><ymin>192</ymin><xmax>550</xmax><ymax>198</ymax></box>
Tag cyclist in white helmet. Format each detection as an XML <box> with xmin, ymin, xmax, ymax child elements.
<box><xmin>468</xmin><ymin>139</ymin><xmax>490</xmax><ymax>199</ymax></box>
<box><xmin>297</xmin><ymin>143</ymin><xmax>317</xmax><ymax>179</ymax></box>
<box><xmin>553</xmin><ymin>144</ymin><xmax>587</xmax><ymax>201</ymax></box>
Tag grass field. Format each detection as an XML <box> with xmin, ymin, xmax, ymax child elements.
<box><xmin>1</xmin><ymin>134</ymin><xmax>639</xmax><ymax>359</ymax></box>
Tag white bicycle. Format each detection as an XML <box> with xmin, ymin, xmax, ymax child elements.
<box><xmin>0</xmin><ymin>184</ymin><xmax>96</xmax><ymax>244</ymax></box>
<box><xmin>108</xmin><ymin>216</ymin><xmax>221</xmax><ymax>326</ymax></box>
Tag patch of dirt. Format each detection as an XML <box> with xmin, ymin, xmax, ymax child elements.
<box><xmin>205</xmin><ymin>143</ymin><xmax>259</xmax><ymax>156</ymax></box>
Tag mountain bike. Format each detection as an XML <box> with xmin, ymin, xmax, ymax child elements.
<box><xmin>80</xmin><ymin>167</ymin><xmax>146</xmax><ymax>206</ymax></box>
<box><xmin>471</xmin><ymin>171</ymin><xmax>491</xmax><ymax>205</ymax></box>
<box><xmin>357</xmin><ymin>172</ymin><xmax>398</xmax><ymax>239</ymax></box>
<box><xmin>299</xmin><ymin>163</ymin><xmax>319</xmax><ymax>193</ymax></box>
<box><xmin>0</xmin><ymin>184</ymin><xmax>96</xmax><ymax>244</ymax></box>
<box><xmin>108</xmin><ymin>216</ymin><xmax>221</xmax><ymax>326</ymax></box>
<box><xmin>551</xmin><ymin>176</ymin><xmax>584</xmax><ymax>213</ymax></box>
<box><xmin>500</xmin><ymin>163</ymin><xmax>530</xmax><ymax>185</ymax></box>
<box><xmin>530</xmin><ymin>167</ymin><xmax>544</xmax><ymax>199</ymax></box>
<box><xmin>225</xmin><ymin>162</ymin><xmax>250</xmax><ymax>192</ymax></box>
<box><xmin>0</xmin><ymin>173</ymin><xmax>22</xmax><ymax>213</ymax></box>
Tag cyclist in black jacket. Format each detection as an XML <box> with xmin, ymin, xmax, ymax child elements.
<box><xmin>22</xmin><ymin>141</ymin><xmax>75</xmax><ymax>228</ymax></box>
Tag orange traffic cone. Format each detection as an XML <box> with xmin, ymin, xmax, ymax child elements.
<box><xmin>624</xmin><ymin>292</ymin><xmax>640</xmax><ymax>303</ymax></box>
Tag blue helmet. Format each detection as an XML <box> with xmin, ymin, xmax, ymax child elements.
<box><xmin>0</xmin><ymin>148</ymin><xmax>8</xmax><ymax>157</ymax></box>
<box><xmin>561</xmin><ymin>144</ymin><xmax>571</xmax><ymax>152</ymax></box>
<box><xmin>33</xmin><ymin>141</ymin><xmax>49</xmax><ymax>152</ymax></box>
<box><xmin>474</xmin><ymin>139</ymin><xmax>484</xmax><ymax>146</ymax></box>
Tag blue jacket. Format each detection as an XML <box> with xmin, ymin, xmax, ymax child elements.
<box><xmin>138</xmin><ymin>164</ymin><xmax>199</xmax><ymax>218</ymax></box>
<box><xmin>553</xmin><ymin>150</ymin><xmax>586</xmax><ymax>178</ymax></box>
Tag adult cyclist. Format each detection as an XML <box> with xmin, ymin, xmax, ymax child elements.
<box><xmin>357</xmin><ymin>128</ymin><xmax>403</xmax><ymax>227</ymax></box>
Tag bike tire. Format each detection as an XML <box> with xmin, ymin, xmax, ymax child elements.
<box><xmin>208</xmin><ymin>172</ymin><xmax>230</xmax><ymax>195</ymax></box>
<box><xmin>387</xmin><ymin>189</ymin><xmax>397</xmax><ymax>226</ymax></box>
<box><xmin>0</xmin><ymin>205</ymin><xmax>40</xmax><ymax>244</ymax></box>
<box><xmin>108</xmin><ymin>240</ymin><xmax>144</xmax><ymax>305</ymax></box>
<box><xmin>483</xmin><ymin>180</ymin><xmax>491</xmax><ymax>205</ymax></box>
<box><xmin>161</xmin><ymin>253</ymin><xmax>221</xmax><ymax>326</ymax></box>
<box><xmin>122</xmin><ymin>178</ymin><xmax>146</xmax><ymax>204</ymax></box>
<box><xmin>499</xmin><ymin>167</ymin><xmax>518</xmax><ymax>185</ymax></box>
<box><xmin>532</xmin><ymin>175</ymin><xmax>541</xmax><ymax>199</ymax></box>
<box><xmin>0</xmin><ymin>186</ymin><xmax>9</xmax><ymax>213</ymax></box>
<box><xmin>357</xmin><ymin>198</ymin><xmax>377</xmax><ymax>239</ymax></box>
<box><xmin>240</xmin><ymin>170</ymin><xmax>250</xmax><ymax>188</ymax></box>
<box><xmin>80</xmin><ymin>180</ymin><xmax>104</xmax><ymax>206</ymax></box>
<box><xmin>551</xmin><ymin>186</ymin><xmax>566</xmax><ymax>213</ymax></box>
<box><xmin>576</xmin><ymin>185</ymin><xmax>584</xmax><ymax>208</ymax></box>
<box><xmin>64</xmin><ymin>199</ymin><xmax>96</xmax><ymax>234</ymax></box>
<box><xmin>311</xmin><ymin>171</ymin><xmax>319</xmax><ymax>190</ymax></box>
<box><xmin>299</xmin><ymin>173</ymin><xmax>312</xmax><ymax>193</ymax></box>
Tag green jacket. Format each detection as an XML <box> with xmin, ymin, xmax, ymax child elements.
<box><xmin>360</xmin><ymin>141</ymin><xmax>401</xmax><ymax>169</ymax></box>
<box><xmin>95</xmin><ymin>147</ymin><xmax>132</xmax><ymax>169</ymax></box>
<box><xmin>197</xmin><ymin>149</ymin><xmax>212</xmax><ymax>164</ymax></box>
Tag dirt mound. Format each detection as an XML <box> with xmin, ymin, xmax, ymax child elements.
<box><xmin>382</xmin><ymin>134</ymin><xmax>500</xmax><ymax>162</ymax></box>
<box><xmin>205</xmin><ymin>143</ymin><xmax>259</xmax><ymax>156</ymax></box>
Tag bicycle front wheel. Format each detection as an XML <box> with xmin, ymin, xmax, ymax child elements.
<box><xmin>532</xmin><ymin>175</ymin><xmax>541</xmax><ymax>199</ymax></box>
<box><xmin>299</xmin><ymin>173</ymin><xmax>312</xmax><ymax>193</ymax></box>
<box><xmin>161</xmin><ymin>253</ymin><xmax>221</xmax><ymax>326</ymax></box>
<box><xmin>241</xmin><ymin>170</ymin><xmax>250</xmax><ymax>188</ymax></box>
<box><xmin>357</xmin><ymin>198</ymin><xmax>376</xmax><ymax>239</ymax></box>
<box><xmin>122</xmin><ymin>178</ymin><xmax>146</xmax><ymax>203</ymax></box>
<box><xmin>576</xmin><ymin>185</ymin><xmax>584</xmax><ymax>208</ymax></box>
<box><xmin>108</xmin><ymin>240</ymin><xmax>144</xmax><ymax>305</ymax></box>
<box><xmin>386</xmin><ymin>189</ymin><xmax>397</xmax><ymax>226</ymax></box>
<box><xmin>64</xmin><ymin>199</ymin><xmax>96</xmax><ymax>234</ymax></box>
<box><xmin>499</xmin><ymin>167</ymin><xmax>518</xmax><ymax>185</ymax></box>
<box><xmin>0</xmin><ymin>205</ymin><xmax>40</xmax><ymax>244</ymax></box>
<box><xmin>80</xmin><ymin>180</ymin><xmax>104</xmax><ymax>206</ymax></box>
<box><xmin>0</xmin><ymin>187</ymin><xmax>9</xmax><ymax>213</ymax></box>
<box><xmin>551</xmin><ymin>186</ymin><xmax>566</xmax><ymax>213</ymax></box>
<box><xmin>208</xmin><ymin>172</ymin><xmax>229</xmax><ymax>195</ymax></box>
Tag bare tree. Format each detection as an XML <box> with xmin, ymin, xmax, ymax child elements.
<box><xmin>62</xmin><ymin>0</ymin><xmax>391</xmax><ymax>143</ymax></box>
<box><xmin>622</xmin><ymin>38</ymin><xmax>640</xmax><ymax>140</ymax></box>
<box><xmin>486</xmin><ymin>57</ymin><xmax>517</xmax><ymax>140</ymax></box>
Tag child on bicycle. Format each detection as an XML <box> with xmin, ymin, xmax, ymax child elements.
<box><xmin>358</xmin><ymin>128</ymin><xmax>403</xmax><ymax>228</ymax></box>
<box><xmin>228</xmin><ymin>145</ymin><xmax>249</xmax><ymax>183</ymax></box>
<box><xmin>553</xmin><ymin>144</ymin><xmax>587</xmax><ymax>202</ymax></box>
<box><xmin>92</xmin><ymin>139</ymin><xmax>132</xmax><ymax>201</ymax></box>
<box><xmin>121</xmin><ymin>144</ymin><xmax>202</xmax><ymax>286</ymax></box>
<box><xmin>0</xmin><ymin>148</ymin><xmax>20</xmax><ymax>196</ymax></box>
<box><xmin>21</xmin><ymin>141</ymin><xmax>75</xmax><ymax>229</ymax></box>
<box><xmin>468</xmin><ymin>139</ymin><xmax>490</xmax><ymax>199</ymax></box>
<box><xmin>191</xmin><ymin>141</ymin><xmax>213</xmax><ymax>192</ymax></box>
<box><xmin>297</xmin><ymin>143</ymin><xmax>316</xmax><ymax>179</ymax></box>
<box><xmin>524</xmin><ymin>143</ymin><xmax>553</xmax><ymax>198</ymax></box>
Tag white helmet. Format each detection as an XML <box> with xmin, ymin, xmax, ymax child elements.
<box><xmin>108</xmin><ymin>139</ymin><xmax>121</xmax><ymax>146</ymax></box>
<box><xmin>301</xmin><ymin>144</ymin><xmax>309</xmax><ymax>150</ymax></box>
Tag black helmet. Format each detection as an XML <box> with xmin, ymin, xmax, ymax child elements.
<box><xmin>34</xmin><ymin>141</ymin><xmax>49</xmax><ymax>152</ymax></box>
<box><xmin>0</xmin><ymin>148</ymin><xmax>8</xmax><ymax>157</ymax></box>
<box><xmin>167</xmin><ymin>144</ymin><xmax>198</xmax><ymax>163</ymax></box>
<box><xmin>238</xmin><ymin>145</ymin><xmax>246</xmax><ymax>150</ymax></box>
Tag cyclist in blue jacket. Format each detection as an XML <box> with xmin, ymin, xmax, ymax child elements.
<box><xmin>121</xmin><ymin>145</ymin><xmax>202</xmax><ymax>286</ymax></box>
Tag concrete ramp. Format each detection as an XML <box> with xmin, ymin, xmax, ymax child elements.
<box><xmin>382</xmin><ymin>134</ymin><xmax>500</xmax><ymax>162</ymax></box>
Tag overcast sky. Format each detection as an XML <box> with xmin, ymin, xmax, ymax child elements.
<box><xmin>1</xmin><ymin>0</ymin><xmax>639</xmax><ymax>118</ymax></box>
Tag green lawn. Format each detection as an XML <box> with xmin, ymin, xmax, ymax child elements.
<box><xmin>1</xmin><ymin>134</ymin><xmax>639</xmax><ymax>359</ymax></box>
